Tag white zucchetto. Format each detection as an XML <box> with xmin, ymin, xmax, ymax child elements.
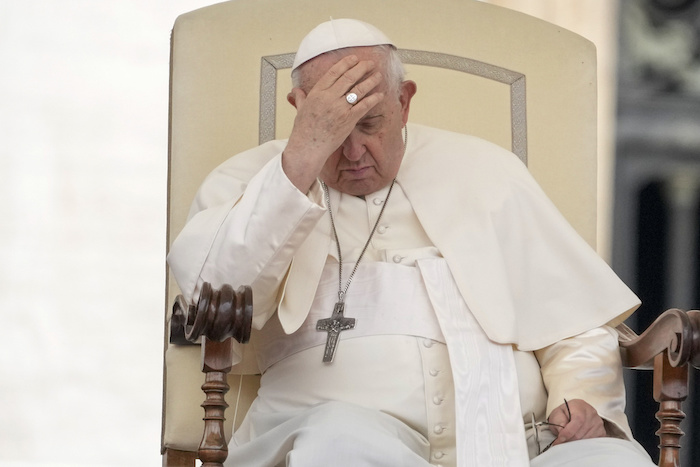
<box><xmin>292</xmin><ymin>18</ymin><xmax>395</xmax><ymax>71</ymax></box>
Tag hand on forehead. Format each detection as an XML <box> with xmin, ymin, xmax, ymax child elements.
<box><xmin>316</xmin><ymin>54</ymin><xmax>384</xmax><ymax>102</ymax></box>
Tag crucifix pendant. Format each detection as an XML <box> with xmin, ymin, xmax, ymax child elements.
<box><xmin>316</xmin><ymin>301</ymin><xmax>356</xmax><ymax>363</ymax></box>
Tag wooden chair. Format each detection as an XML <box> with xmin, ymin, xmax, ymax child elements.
<box><xmin>161</xmin><ymin>0</ymin><xmax>700</xmax><ymax>465</ymax></box>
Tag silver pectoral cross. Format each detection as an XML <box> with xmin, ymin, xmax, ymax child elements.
<box><xmin>316</xmin><ymin>301</ymin><xmax>356</xmax><ymax>363</ymax></box>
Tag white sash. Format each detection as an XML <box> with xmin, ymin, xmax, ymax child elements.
<box><xmin>417</xmin><ymin>257</ymin><xmax>529</xmax><ymax>466</ymax></box>
<box><xmin>254</xmin><ymin>261</ymin><xmax>446</xmax><ymax>372</ymax></box>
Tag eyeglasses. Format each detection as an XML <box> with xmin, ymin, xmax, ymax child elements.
<box><xmin>531</xmin><ymin>399</ymin><xmax>571</xmax><ymax>455</ymax></box>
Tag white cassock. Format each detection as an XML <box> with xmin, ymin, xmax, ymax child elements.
<box><xmin>167</xmin><ymin>124</ymin><xmax>654</xmax><ymax>466</ymax></box>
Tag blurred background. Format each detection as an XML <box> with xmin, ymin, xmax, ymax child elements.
<box><xmin>0</xmin><ymin>0</ymin><xmax>698</xmax><ymax>465</ymax></box>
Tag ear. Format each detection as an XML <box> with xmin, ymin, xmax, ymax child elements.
<box><xmin>398</xmin><ymin>80</ymin><xmax>417</xmax><ymax>126</ymax></box>
<box><xmin>287</xmin><ymin>91</ymin><xmax>297</xmax><ymax>108</ymax></box>
<box><xmin>287</xmin><ymin>88</ymin><xmax>303</xmax><ymax>109</ymax></box>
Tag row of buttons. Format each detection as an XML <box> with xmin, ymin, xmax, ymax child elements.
<box><xmin>372</xmin><ymin>196</ymin><xmax>387</xmax><ymax>237</ymax></box>
<box><xmin>371</xmin><ymin>196</ymin><xmax>410</xmax><ymax>267</ymax></box>
<box><xmin>423</xmin><ymin>338</ymin><xmax>450</xmax><ymax>467</ymax></box>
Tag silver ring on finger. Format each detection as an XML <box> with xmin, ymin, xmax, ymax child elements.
<box><xmin>346</xmin><ymin>92</ymin><xmax>358</xmax><ymax>105</ymax></box>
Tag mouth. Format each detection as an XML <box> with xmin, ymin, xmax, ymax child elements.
<box><xmin>341</xmin><ymin>166</ymin><xmax>372</xmax><ymax>178</ymax></box>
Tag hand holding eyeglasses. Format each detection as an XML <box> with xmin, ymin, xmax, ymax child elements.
<box><xmin>547</xmin><ymin>398</ymin><xmax>607</xmax><ymax>448</ymax></box>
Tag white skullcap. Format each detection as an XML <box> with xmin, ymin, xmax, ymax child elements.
<box><xmin>292</xmin><ymin>18</ymin><xmax>395</xmax><ymax>71</ymax></box>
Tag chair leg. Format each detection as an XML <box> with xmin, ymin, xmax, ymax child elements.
<box><xmin>199</xmin><ymin>336</ymin><xmax>233</xmax><ymax>467</ymax></box>
<box><xmin>653</xmin><ymin>351</ymin><xmax>688</xmax><ymax>467</ymax></box>
<box><xmin>163</xmin><ymin>448</ymin><xmax>197</xmax><ymax>467</ymax></box>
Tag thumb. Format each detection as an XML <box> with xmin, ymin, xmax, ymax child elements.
<box><xmin>547</xmin><ymin>408</ymin><xmax>569</xmax><ymax>437</ymax></box>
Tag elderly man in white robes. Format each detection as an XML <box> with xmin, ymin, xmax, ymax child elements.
<box><xmin>168</xmin><ymin>19</ymin><xmax>656</xmax><ymax>467</ymax></box>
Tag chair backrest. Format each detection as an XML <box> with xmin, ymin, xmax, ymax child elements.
<box><xmin>163</xmin><ymin>0</ymin><xmax>597</xmax><ymax>453</ymax></box>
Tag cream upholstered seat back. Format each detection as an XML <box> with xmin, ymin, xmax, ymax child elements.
<box><xmin>164</xmin><ymin>0</ymin><xmax>597</xmax><ymax>454</ymax></box>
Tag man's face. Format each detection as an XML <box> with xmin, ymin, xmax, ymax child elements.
<box><xmin>299</xmin><ymin>47</ymin><xmax>416</xmax><ymax>196</ymax></box>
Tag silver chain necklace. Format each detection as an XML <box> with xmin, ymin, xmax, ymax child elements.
<box><xmin>316</xmin><ymin>125</ymin><xmax>407</xmax><ymax>363</ymax></box>
<box><xmin>316</xmin><ymin>179</ymin><xmax>395</xmax><ymax>363</ymax></box>
<box><xmin>323</xmin><ymin>178</ymin><xmax>396</xmax><ymax>303</ymax></box>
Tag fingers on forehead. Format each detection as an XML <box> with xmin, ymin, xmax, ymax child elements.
<box><xmin>350</xmin><ymin>91</ymin><xmax>384</xmax><ymax>115</ymax></box>
<box><xmin>339</xmin><ymin>60</ymin><xmax>377</xmax><ymax>88</ymax></box>
<box><xmin>324</xmin><ymin>56</ymin><xmax>378</xmax><ymax>91</ymax></box>
<box><xmin>316</xmin><ymin>55</ymin><xmax>358</xmax><ymax>87</ymax></box>
<box><xmin>351</xmin><ymin>71</ymin><xmax>383</xmax><ymax>98</ymax></box>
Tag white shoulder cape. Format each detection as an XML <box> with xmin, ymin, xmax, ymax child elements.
<box><xmin>179</xmin><ymin>124</ymin><xmax>640</xmax><ymax>351</ymax></box>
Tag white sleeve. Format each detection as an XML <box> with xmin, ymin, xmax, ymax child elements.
<box><xmin>534</xmin><ymin>326</ymin><xmax>635</xmax><ymax>441</ymax></box>
<box><xmin>167</xmin><ymin>155</ymin><xmax>326</xmax><ymax>325</ymax></box>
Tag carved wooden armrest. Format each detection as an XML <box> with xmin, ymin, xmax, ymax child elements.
<box><xmin>616</xmin><ymin>309</ymin><xmax>700</xmax><ymax>467</ymax></box>
<box><xmin>171</xmin><ymin>282</ymin><xmax>253</xmax><ymax>345</ymax></box>
<box><xmin>170</xmin><ymin>282</ymin><xmax>253</xmax><ymax>467</ymax></box>
<box><xmin>617</xmin><ymin>308</ymin><xmax>700</xmax><ymax>370</ymax></box>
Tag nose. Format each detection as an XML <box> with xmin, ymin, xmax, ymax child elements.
<box><xmin>341</xmin><ymin>131</ymin><xmax>365</xmax><ymax>161</ymax></box>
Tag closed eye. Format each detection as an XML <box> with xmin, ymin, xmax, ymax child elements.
<box><xmin>357</xmin><ymin>115</ymin><xmax>383</xmax><ymax>133</ymax></box>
